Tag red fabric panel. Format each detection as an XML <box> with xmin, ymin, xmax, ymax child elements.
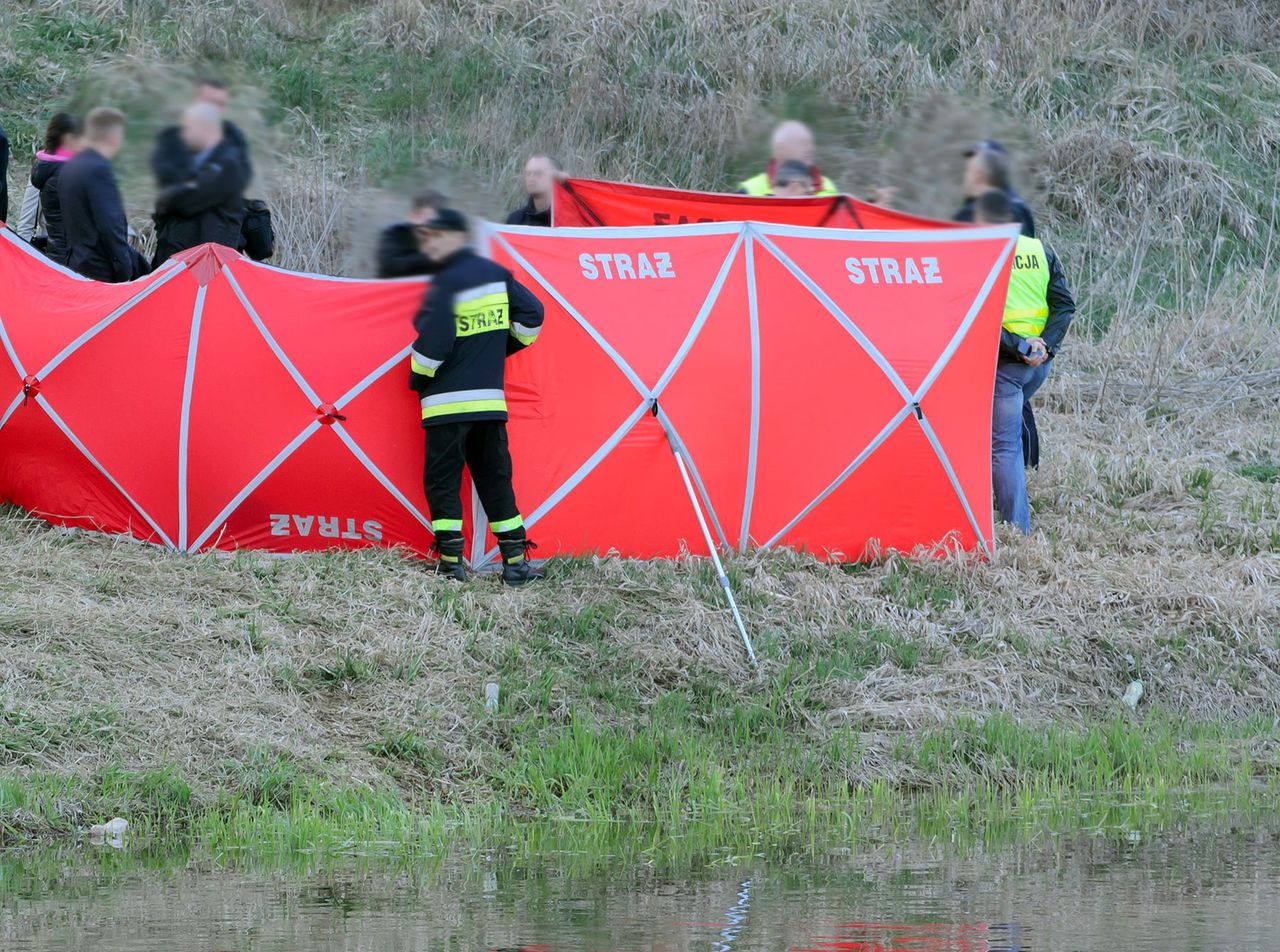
<box><xmin>31</xmin><ymin>270</ymin><xmax>197</xmax><ymax>542</ymax></box>
<box><xmin>552</xmin><ymin>178</ymin><xmax>961</xmax><ymax>231</ymax></box>
<box><xmin>0</xmin><ymin>398</ymin><xmax>161</xmax><ymax>541</ymax></box>
<box><xmin>744</xmin><ymin>246</ymin><xmax>909</xmax><ymax>550</ymax></box>
<box><xmin>199</xmin><ymin>424</ymin><xmax>431</xmax><ymax>554</ymax></box>
<box><xmin>0</xmin><ymin>222</ymin><xmax>1013</xmax><ymax>563</ymax></box>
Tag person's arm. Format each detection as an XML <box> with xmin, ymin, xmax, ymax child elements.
<box><xmin>1039</xmin><ymin>246</ymin><xmax>1075</xmax><ymax>353</ymax></box>
<box><xmin>408</xmin><ymin>281</ymin><xmax>455</xmax><ymax>389</ymax></box>
<box><xmin>150</xmin><ymin>128</ymin><xmax>190</xmax><ymax>188</ymax></box>
<box><xmin>16</xmin><ymin>181</ymin><xmax>41</xmax><ymax>240</ymax></box>
<box><xmin>157</xmin><ymin>150</ymin><xmax>248</xmax><ymax>217</ymax></box>
<box><xmin>505</xmin><ymin>275</ymin><xmax>544</xmax><ymax>355</ymax></box>
<box><xmin>377</xmin><ymin>225</ymin><xmax>432</xmax><ymax>278</ymax></box>
<box><xmin>88</xmin><ymin>166</ymin><xmax>134</xmax><ymax>282</ymax></box>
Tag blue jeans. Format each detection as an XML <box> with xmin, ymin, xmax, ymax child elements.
<box><xmin>992</xmin><ymin>360</ymin><xmax>1050</xmax><ymax>533</ymax></box>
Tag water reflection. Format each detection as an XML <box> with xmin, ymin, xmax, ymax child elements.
<box><xmin>4</xmin><ymin>820</ymin><xmax>1280</xmax><ymax>951</ymax></box>
<box><xmin>794</xmin><ymin>920</ymin><xmax>1026</xmax><ymax>952</ymax></box>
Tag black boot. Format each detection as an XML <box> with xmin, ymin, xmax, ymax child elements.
<box><xmin>499</xmin><ymin>538</ymin><xmax>545</xmax><ymax>588</ymax></box>
<box><xmin>431</xmin><ymin>537</ymin><xmax>466</xmax><ymax>582</ymax></box>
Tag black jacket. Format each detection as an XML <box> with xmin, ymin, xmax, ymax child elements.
<box><xmin>59</xmin><ymin>148</ymin><xmax>137</xmax><ymax>283</ymax></box>
<box><xmin>407</xmin><ymin>247</ymin><xmax>544</xmax><ymax>426</ymax></box>
<box><xmin>505</xmin><ymin>198</ymin><xmax>551</xmax><ymax>227</ymax></box>
<box><xmin>30</xmin><ymin>156</ymin><xmax>71</xmax><ymax>263</ymax></box>
<box><xmin>999</xmin><ymin>244</ymin><xmax>1075</xmax><ymax>361</ymax></box>
<box><xmin>377</xmin><ymin>222</ymin><xmax>437</xmax><ymax>278</ymax></box>
<box><xmin>955</xmin><ymin>189</ymin><xmax>1036</xmax><ymax>238</ymax></box>
<box><xmin>0</xmin><ymin>125</ymin><xmax>9</xmax><ymax>224</ymax></box>
<box><xmin>152</xmin><ymin>120</ymin><xmax>251</xmax><ymax>188</ymax></box>
<box><xmin>152</xmin><ymin>137</ymin><xmax>251</xmax><ymax>266</ymax></box>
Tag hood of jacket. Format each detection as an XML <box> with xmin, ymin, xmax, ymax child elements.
<box><xmin>30</xmin><ymin>154</ymin><xmax>71</xmax><ymax>190</ymax></box>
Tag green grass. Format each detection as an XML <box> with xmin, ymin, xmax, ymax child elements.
<box><xmin>3</xmin><ymin>707</ymin><xmax>1276</xmax><ymax>866</ymax></box>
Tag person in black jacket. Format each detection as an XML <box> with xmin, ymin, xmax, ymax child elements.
<box><xmin>408</xmin><ymin>208</ymin><xmax>546</xmax><ymax>586</ymax></box>
<box><xmin>29</xmin><ymin>112</ymin><xmax>83</xmax><ymax>265</ymax></box>
<box><xmin>505</xmin><ymin>154</ymin><xmax>561</xmax><ymax>226</ymax></box>
<box><xmin>377</xmin><ymin>189</ymin><xmax>445</xmax><ymax>278</ymax></box>
<box><xmin>954</xmin><ymin>141</ymin><xmax>1036</xmax><ymax>238</ymax></box>
<box><xmin>152</xmin><ymin>78</ymin><xmax>252</xmax><ymax>190</ymax></box>
<box><xmin>0</xmin><ymin>122</ymin><xmax>9</xmax><ymax>224</ymax></box>
<box><xmin>60</xmin><ymin>108</ymin><xmax>141</xmax><ymax>283</ymax></box>
<box><xmin>151</xmin><ymin>103</ymin><xmax>250</xmax><ymax>267</ymax></box>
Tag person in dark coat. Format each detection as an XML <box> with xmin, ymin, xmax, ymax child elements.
<box><xmin>377</xmin><ymin>189</ymin><xmax>446</xmax><ymax>278</ymax></box>
<box><xmin>29</xmin><ymin>112</ymin><xmax>83</xmax><ymax>265</ymax></box>
<box><xmin>151</xmin><ymin>78</ymin><xmax>252</xmax><ymax>190</ymax></box>
<box><xmin>953</xmin><ymin>140</ymin><xmax>1036</xmax><ymax>237</ymax></box>
<box><xmin>505</xmin><ymin>154</ymin><xmax>561</xmax><ymax>226</ymax></box>
<box><xmin>60</xmin><ymin>108</ymin><xmax>141</xmax><ymax>283</ymax></box>
<box><xmin>0</xmin><ymin>122</ymin><xmax>10</xmax><ymax>223</ymax></box>
<box><xmin>151</xmin><ymin>103</ymin><xmax>250</xmax><ymax>267</ymax></box>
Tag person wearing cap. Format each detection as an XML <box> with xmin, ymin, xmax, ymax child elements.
<box><xmin>974</xmin><ymin>189</ymin><xmax>1074</xmax><ymax>533</ymax></box>
<box><xmin>954</xmin><ymin>140</ymin><xmax>1036</xmax><ymax>237</ymax></box>
<box><xmin>378</xmin><ymin>189</ymin><xmax>446</xmax><ymax>278</ymax></box>
<box><xmin>407</xmin><ymin>208</ymin><xmax>546</xmax><ymax>586</ymax></box>
<box><xmin>738</xmin><ymin>121</ymin><xmax>839</xmax><ymax>197</ymax></box>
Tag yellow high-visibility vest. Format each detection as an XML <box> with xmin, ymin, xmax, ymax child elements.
<box><xmin>1003</xmin><ymin>235</ymin><xmax>1051</xmax><ymax>337</ymax></box>
<box><xmin>739</xmin><ymin>171</ymin><xmax>839</xmax><ymax>197</ymax></box>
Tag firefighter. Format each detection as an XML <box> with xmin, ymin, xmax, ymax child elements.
<box><xmin>974</xmin><ymin>189</ymin><xmax>1075</xmax><ymax>533</ymax></box>
<box><xmin>408</xmin><ymin>208</ymin><xmax>546</xmax><ymax>585</ymax></box>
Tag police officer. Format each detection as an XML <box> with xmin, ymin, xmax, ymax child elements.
<box><xmin>408</xmin><ymin>208</ymin><xmax>546</xmax><ymax>585</ymax></box>
<box><xmin>974</xmin><ymin>189</ymin><xmax>1075</xmax><ymax>533</ymax></box>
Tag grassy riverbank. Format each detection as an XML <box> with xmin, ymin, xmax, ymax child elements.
<box><xmin>2</xmin><ymin>1</ymin><xmax>1279</xmax><ymax>854</ymax></box>
<box><xmin>2</xmin><ymin>495</ymin><xmax>1278</xmax><ymax>852</ymax></box>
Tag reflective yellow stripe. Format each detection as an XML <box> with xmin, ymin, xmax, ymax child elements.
<box><xmin>740</xmin><ymin>172</ymin><xmax>838</xmax><ymax>196</ymax></box>
<box><xmin>432</xmin><ymin>519</ymin><xmax>463</xmax><ymax>532</ymax></box>
<box><xmin>489</xmin><ymin>515</ymin><xmax>524</xmax><ymax>533</ymax></box>
<box><xmin>421</xmin><ymin>399</ymin><xmax>507</xmax><ymax>420</ymax></box>
<box><xmin>410</xmin><ymin>357</ymin><xmax>438</xmax><ymax>376</ymax></box>
<box><xmin>1003</xmin><ymin>235</ymin><xmax>1051</xmax><ymax>337</ymax></box>
<box><xmin>455</xmin><ymin>290</ymin><xmax>510</xmax><ymax>338</ymax></box>
<box><xmin>510</xmin><ymin>322</ymin><xmax>540</xmax><ymax>346</ymax></box>
<box><xmin>440</xmin><ymin>553</ymin><xmax>460</xmax><ymax>563</ymax></box>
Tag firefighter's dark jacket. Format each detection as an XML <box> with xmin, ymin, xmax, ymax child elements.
<box><xmin>407</xmin><ymin>247</ymin><xmax>544</xmax><ymax>426</ymax></box>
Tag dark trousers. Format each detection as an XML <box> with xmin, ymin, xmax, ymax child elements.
<box><xmin>423</xmin><ymin>420</ymin><xmax>525</xmax><ymax>554</ymax></box>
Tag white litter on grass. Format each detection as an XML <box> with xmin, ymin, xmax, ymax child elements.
<box><xmin>1122</xmin><ymin>681</ymin><xmax>1144</xmax><ymax>710</ymax></box>
<box><xmin>88</xmin><ymin>817</ymin><xmax>129</xmax><ymax>848</ymax></box>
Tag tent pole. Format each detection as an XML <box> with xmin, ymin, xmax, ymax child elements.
<box><xmin>672</xmin><ymin>448</ymin><xmax>758</xmax><ymax>669</ymax></box>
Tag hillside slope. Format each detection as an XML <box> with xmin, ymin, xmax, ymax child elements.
<box><xmin>0</xmin><ymin>0</ymin><xmax>1277</xmax><ymax>836</ymax></box>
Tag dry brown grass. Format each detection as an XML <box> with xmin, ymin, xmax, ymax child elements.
<box><xmin>0</xmin><ymin>0</ymin><xmax>1278</xmax><ymax>800</ymax></box>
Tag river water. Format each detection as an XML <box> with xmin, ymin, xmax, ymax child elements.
<box><xmin>3</xmin><ymin>820</ymin><xmax>1279</xmax><ymax>951</ymax></box>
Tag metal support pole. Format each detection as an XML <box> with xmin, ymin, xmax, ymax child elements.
<box><xmin>672</xmin><ymin>448</ymin><xmax>758</xmax><ymax>668</ymax></box>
